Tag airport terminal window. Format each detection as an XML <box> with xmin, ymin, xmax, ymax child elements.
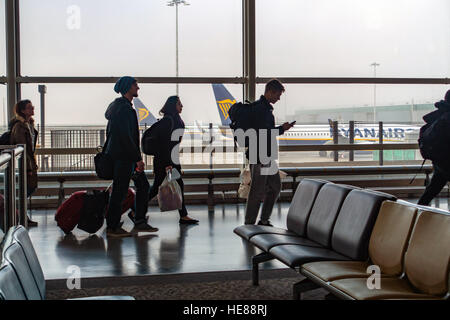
<box><xmin>20</xmin><ymin>0</ymin><xmax>242</xmax><ymax>77</ymax></box>
<box><xmin>0</xmin><ymin>85</ymin><xmax>6</xmax><ymax>129</ymax></box>
<box><xmin>256</xmin><ymin>83</ymin><xmax>450</xmax><ymax>125</ymax></box>
<box><xmin>21</xmin><ymin>83</ymin><xmax>243</xmax><ymax>127</ymax></box>
<box><xmin>256</xmin><ymin>0</ymin><xmax>450</xmax><ymax>78</ymax></box>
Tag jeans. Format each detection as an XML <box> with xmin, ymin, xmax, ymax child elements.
<box><xmin>148</xmin><ymin>162</ymin><xmax>188</xmax><ymax>218</ymax></box>
<box><xmin>418</xmin><ymin>164</ymin><xmax>450</xmax><ymax>206</ymax></box>
<box><xmin>244</xmin><ymin>163</ymin><xmax>281</xmax><ymax>224</ymax></box>
<box><xmin>106</xmin><ymin>160</ymin><xmax>150</xmax><ymax>229</ymax></box>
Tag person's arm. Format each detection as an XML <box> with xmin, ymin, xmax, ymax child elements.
<box><xmin>157</xmin><ymin>118</ymin><xmax>173</xmax><ymax>168</ymax></box>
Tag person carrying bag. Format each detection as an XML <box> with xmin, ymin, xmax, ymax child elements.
<box><xmin>146</xmin><ymin>96</ymin><xmax>199</xmax><ymax>224</ymax></box>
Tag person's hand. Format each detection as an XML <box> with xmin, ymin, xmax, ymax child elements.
<box><xmin>136</xmin><ymin>160</ymin><xmax>145</xmax><ymax>172</ymax></box>
<box><xmin>165</xmin><ymin>166</ymin><xmax>173</xmax><ymax>172</ymax></box>
<box><xmin>282</xmin><ymin>122</ymin><xmax>294</xmax><ymax>131</ymax></box>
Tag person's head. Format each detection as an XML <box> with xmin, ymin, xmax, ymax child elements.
<box><xmin>264</xmin><ymin>79</ymin><xmax>285</xmax><ymax>104</ymax></box>
<box><xmin>114</xmin><ymin>76</ymin><xmax>139</xmax><ymax>98</ymax></box>
<box><xmin>14</xmin><ymin>99</ymin><xmax>34</xmax><ymax>121</ymax></box>
<box><xmin>445</xmin><ymin>89</ymin><xmax>450</xmax><ymax>103</ymax></box>
<box><xmin>159</xmin><ymin>96</ymin><xmax>183</xmax><ymax>116</ymax></box>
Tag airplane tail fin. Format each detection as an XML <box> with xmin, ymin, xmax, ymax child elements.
<box><xmin>133</xmin><ymin>98</ymin><xmax>157</xmax><ymax>126</ymax></box>
<box><xmin>212</xmin><ymin>84</ymin><xmax>235</xmax><ymax>126</ymax></box>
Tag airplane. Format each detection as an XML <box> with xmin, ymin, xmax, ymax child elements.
<box><xmin>211</xmin><ymin>84</ymin><xmax>421</xmax><ymax>156</ymax></box>
<box><xmin>134</xmin><ymin>85</ymin><xmax>420</xmax><ymax>157</ymax></box>
<box><xmin>134</xmin><ymin>98</ymin><xmax>158</xmax><ymax>126</ymax></box>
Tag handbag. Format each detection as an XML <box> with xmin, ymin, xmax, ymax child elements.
<box><xmin>94</xmin><ymin>134</ymin><xmax>114</xmax><ymax>180</ymax></box>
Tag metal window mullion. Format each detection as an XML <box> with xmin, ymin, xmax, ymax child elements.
<box><xmin>256</xmin><ymin>77</ymin><xmax>450</xmax><ymax>85</ymax></box>
<box><xmin>6</xmin><ymin>0</ymin><xmax>19</xmax><ymax>121</ymax></box>
<box><xmin>243</xmin><ymin>0</ymin><xmax>255</xmax><ymax>102</ymax></box>
<box><xmin>16</xmin><ymin>76</ymin><xmax>246</xmax><ymax>84</ymax></box>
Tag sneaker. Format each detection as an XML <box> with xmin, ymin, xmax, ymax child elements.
<box><xmin>27</xmin><ymin>219</ymin><xmax>38</xmax><ymax>227</ymax></box>
<box><xmin>133</xmin><ymin>222</ymin><xmax>159</xmax><ymax>232</ymax></box>
<box><xmin>106</xmin><ymin>227</ymin><xmax>133</xmax><ymax>238</ymax></box>
<box><xmin>257</xmin><ymin>220</ymin><xmax>273</xmax><ymax>227</ymax></box>
<box><xmin>179</xmin><ymin>217</ymin><xmax>199</xmax><ymax>225</ymax></box>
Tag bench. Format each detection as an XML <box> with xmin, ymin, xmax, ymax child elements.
<box><xmin>234</xmin><ymin>179</ymin><xmax>396</xmax><ymax>288</ymax></box>
<box><xmin>0</xmin><ymin>226</ymin><xmax>134</xmax><ymax>300</ymax></box>
<box><xmin>300</xmin><ymin>204</ymin><xmax>450</xmax><ymax>300</ymax></box>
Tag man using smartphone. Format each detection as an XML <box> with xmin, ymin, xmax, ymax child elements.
<box><xmin>244</xmin><ymin>79</ymin><xmax>294</xmax><ymax>227</ymax></box>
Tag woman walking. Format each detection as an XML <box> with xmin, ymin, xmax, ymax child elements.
<box><xmin>10</xmin><ymin>99</ymin><xmax>39</xmax><ymax>227</ymax></box>
<box><xmin>149</xmin><ymin>96</ymin><xmax>198</xmax><ymax>224</ymax></box>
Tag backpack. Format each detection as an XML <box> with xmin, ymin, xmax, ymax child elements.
<box><xmin>228</xmin><ymin>101</ymin><xmax>256</xmax><ymax>147</ymax></box>
<box><xmin>0</xmin><ymin>131</ymin><xmax>11</xmax><ymax>145</ymax></box>
<box><xmin>418</xmin><ymin>112</ymin><xmax>450</xmax><ymax>162</ymax></box>
<box><xmin>141</xmin><ymin>116</ymin><xmax>173</xmax><ymax>156</ymax></box>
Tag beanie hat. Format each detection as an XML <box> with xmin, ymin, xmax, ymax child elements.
<box><xmin>114</xmin><ymin>76</ymin><xmax>136</xmax><ymax>95</ymax></box>
<box><xmin>445</xmin><ymin>89</ymin><xmax>450</xmax><ymax>103</ymax></box>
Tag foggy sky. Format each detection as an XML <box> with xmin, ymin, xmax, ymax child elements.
<box><xmin>0</xmin><ymin>0</ymin><xmax>449</xmax><ymax>126</ymax></box>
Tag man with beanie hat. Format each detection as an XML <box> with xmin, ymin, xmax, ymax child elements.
<box><xmin>104</xmin><ymin>76</ymin><xmax>158</xmax><ymax>237</ymax></box>
<box><xmin>418</xmin><ymin>89</ymin><xmax>450</xmax><ymax>206</ymax></box>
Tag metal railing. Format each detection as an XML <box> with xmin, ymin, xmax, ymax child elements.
<box><xmin>0</xmin><ymin>145</ymin><xmax>28</xmax><ymax>230</ymax></box>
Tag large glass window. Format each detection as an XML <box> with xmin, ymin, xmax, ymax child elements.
<box><xmin>256</xmin><ymin>0</ymin><xmax>450</xmax><ymax>77</ymax></box>
<box><xmin>256</xmin><ymin>83</ymin><xmax>450</xmax><ymax>124</ymax></box>
<box><xmin>21</xmin><ymin>83</ymin><xmax>243</xmax><ymax>126</ymax></box>
<box><xmin>20</xmin><ymin>0</ymin><xmax>242</xmax><ymax>77</ymax></box>
<box><xmin>0</xmin><ymin>85</ymin><xmax>7</xmax><ymax>129</ymax></box>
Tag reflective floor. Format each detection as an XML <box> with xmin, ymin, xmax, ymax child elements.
<box><xmin>28</xmin><ymin>197</ymin><xmax>450</xmax><ymax>280</ymax></box>
<box><xmin>29</xmin><ymin>203</ymin><xmax>289</xmax><ymax>280</ymax></box>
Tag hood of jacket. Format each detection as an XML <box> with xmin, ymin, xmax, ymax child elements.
<box><xmin>105</xmin><ymin>97</ymin><xmax>132</xmax><ymax>120</ymax></box>
<box><xmin>435</xmin><ymin>100</ymin><xmax>450</xmax><ymax>112</ymax></box>
<box><xmin>8</xmin><ymin>115</ymin><xmax>34</xmax><ymax>130</ymax></box>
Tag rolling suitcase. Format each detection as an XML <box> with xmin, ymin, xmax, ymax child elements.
<box><xmin>55</xmin><ymin>188</ymin><xmax>136</xmax><ymax>234</ymax></box>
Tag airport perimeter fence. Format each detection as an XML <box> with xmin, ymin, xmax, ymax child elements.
<box><xmin>28</xmin><ymin>122</ymin><xmax>423</xmax><ymax>172</ymax></box>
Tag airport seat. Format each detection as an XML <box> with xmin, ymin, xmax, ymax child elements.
<box><xmin>269</xmin><ymin>189</ymin><xmax>396</xmax><ymax>268</ymax></box>
<box><xmin>0</xmin><ymin>225</ymin><xmax>135</xmax><ymax>300</ymax></box>
<box><xmin>249</xmin><ymin>183</ymin><xmax>355</xmax><ymax>252</ymax></box>
<box><xmin>327</xmin><ymin>209</ymin><xmax>450</xmax><ymax>300</ymax></box>
<box><xmin>299</xmin><ymin>201</ymin><xmax>418</xmax><ymax>295</ymax></box>
<box><xmin>0</xmin><ymin>263</ymin><xmax>27</xmax><ymax>300</ymax></box>
<box><xmin>233</xmin><ymin>179</ymin><xmax>327</xmax><ymax>241</ymax></box>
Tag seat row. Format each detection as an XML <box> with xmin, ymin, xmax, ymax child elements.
<box><xmin>234</xmin><ymin>179</ymin><xmax>450</xmax><ymax>300</ymax></box>
<box><xmin>0</xmin><ymin>225</ymin><xmax>134</xmax><ymax>300</ymax></box>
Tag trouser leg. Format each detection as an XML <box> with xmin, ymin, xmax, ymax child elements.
<box><xmin>176</xmin><ymin>176</ymin><xmax>188</xmax><ymax>218</ymax></box>
<box><xmin>245</xmin><ymin>164</ymin><xmax>266</xmax><ymax>224</ymax></box>
<box><xmin>260</xmin><ymin>170</ymin><xmax>281</xmax><ymax>222</ymax></box>
<box><xmin>148</xmin><ymin>165</ymin><xmax>166</xmax><ymax>202</ymax></box>
<box><xmin>418</xmin><ymin>167</ymin><xmax>448</xmax><ymax>206</ymax></box>
<box><xmin>106</xmin><ymin>160</ymin><xmax>133</xmax><ymax>229</ymax></box>
<box><xmin>132</xmin><ymin>170</ymin><xmax>150</xmax><ymax>225</ymax></box>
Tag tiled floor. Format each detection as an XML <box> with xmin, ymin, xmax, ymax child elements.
<box><xmin>28</xmin><ymin>197</ymin><xmax>450</xmax><ymax>280</ymax></box>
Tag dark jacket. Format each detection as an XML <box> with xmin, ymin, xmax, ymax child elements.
<box><xmin>154</xmin><ymin>113</ymin><xmax>184</xmax><ymax>168</ymax></box>
<box><xmin>104</xmin><ymin>97</ymin><xmax>142</xmax><ymax>162</ymax></box>
<box><xmin>246</xmin><ymin>95</ymin><xmax>285</xmax><ymax>164</ymax></box>
<box><xmin>424</xmin><ymin>100</ymin><xmax>450</xmax><ymax>173</ymax></box>
<box><xmin>9</xmin><ymin>115</ymin><xmax>39</xmax><ymax>189</ymax></box>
